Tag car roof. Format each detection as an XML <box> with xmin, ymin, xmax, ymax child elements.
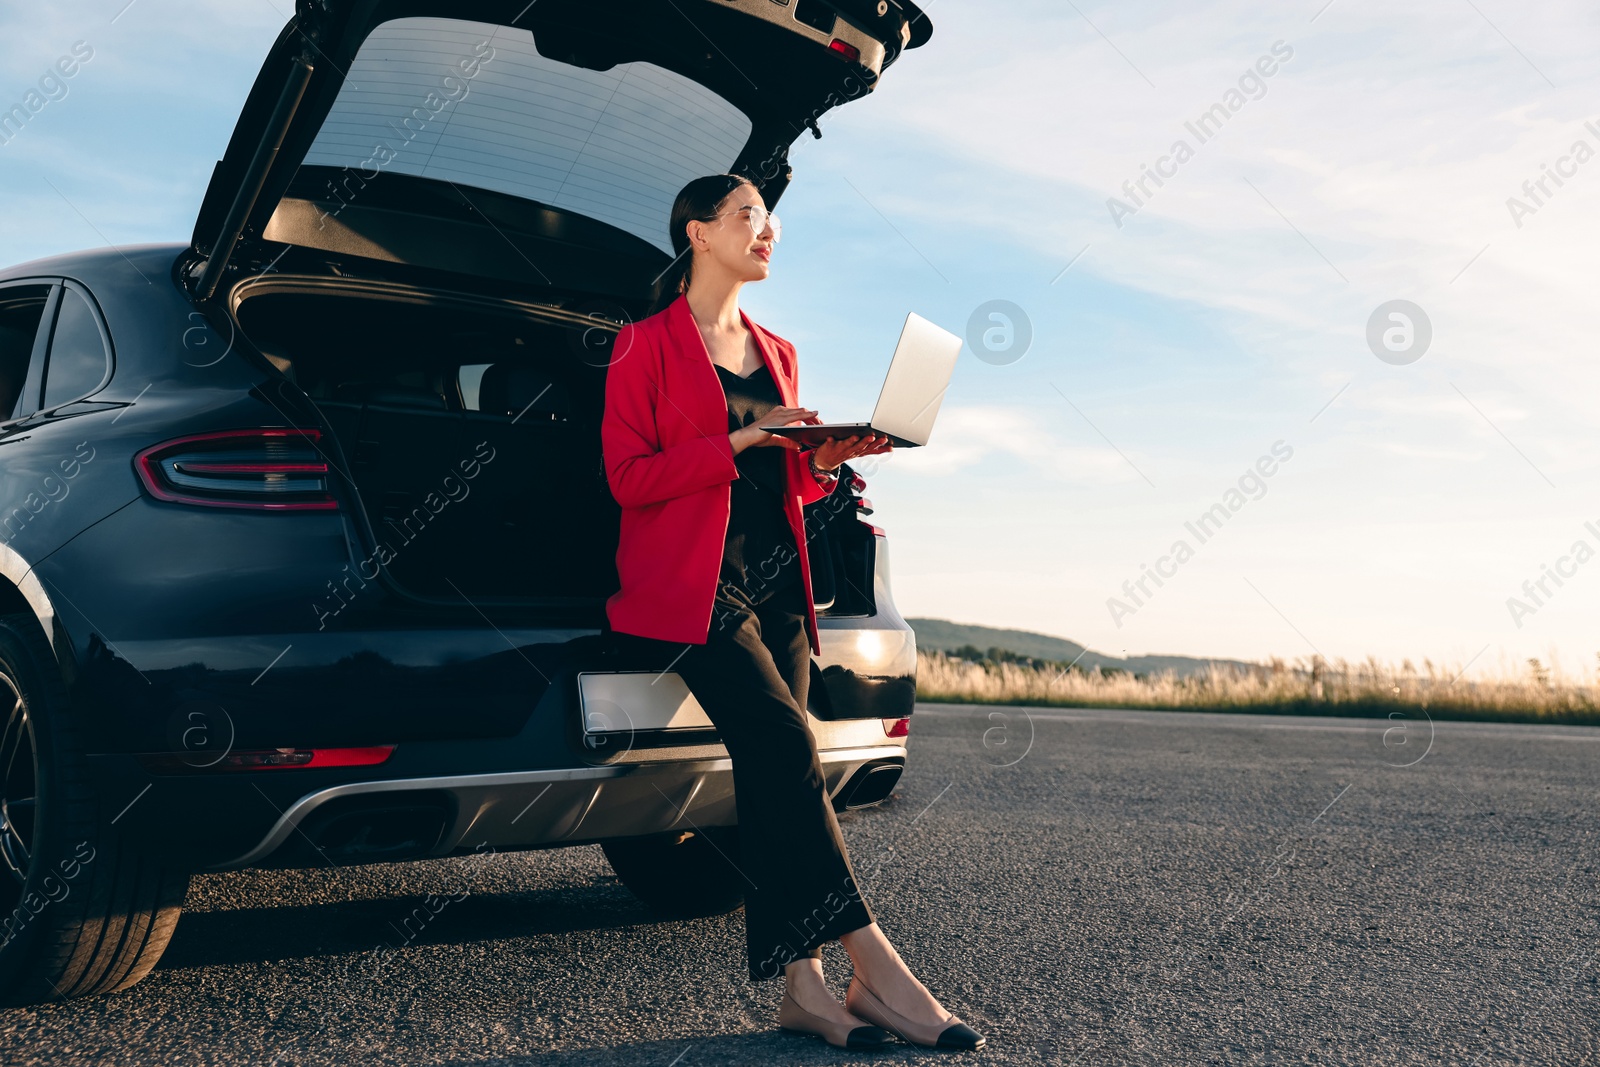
<box><xmin>0</xmin><ymin>243</ymin><xmax>186</xmax><ymax>288</ymax></box>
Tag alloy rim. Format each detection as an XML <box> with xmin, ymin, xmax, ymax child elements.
<box><xmin>0</xmin><ymin>676</ymin><xmax>38</xmax><ymax>898</ymax></box>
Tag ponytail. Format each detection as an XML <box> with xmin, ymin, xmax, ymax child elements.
<box><xmin>648</xmin><ymin>251</ymin><xmax>693</xmax><ymax>319</ymax></box>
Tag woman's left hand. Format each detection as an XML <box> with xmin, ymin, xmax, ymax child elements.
<box><xmin>811</xmin><ymin>432</ymin><xmax>894</xmax><ymax>473</ymax></box>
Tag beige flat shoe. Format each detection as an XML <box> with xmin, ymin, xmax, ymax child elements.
<box><xmin>779</xmin><ymin>985</ymin><xmax>894</xmax><ymax>1049</ymax></box>
<box><xmin>846</xmin><ymin>974</ymin><xmax>986</xmax><ymax>1050</ymax></box>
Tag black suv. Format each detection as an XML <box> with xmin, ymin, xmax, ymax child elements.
<box><xmin>0</xmin><ymin>0</ymin><xmax>928</xmax><ymax>1004</ymax></box>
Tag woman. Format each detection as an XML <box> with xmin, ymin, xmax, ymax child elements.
<box><xmin>600</xmin><ymin>173</ymin><xmax>985</xmax><ymax>1052</ymax></box>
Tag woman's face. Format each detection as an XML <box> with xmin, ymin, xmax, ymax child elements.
<box><xmin>688</xmin><ymin>183</ymin><xmax>776</xmax><ymax>283</ymax></box>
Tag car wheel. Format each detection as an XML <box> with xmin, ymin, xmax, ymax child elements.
<box><xmin>601</xmin><ymin>825</ymin><xmax>746</xmax><ymax>918</ymax></box>
<box><xmin>0</xmin><ymin>613</ymin><xmax>191</xmax><ymax>1005</ymax></box>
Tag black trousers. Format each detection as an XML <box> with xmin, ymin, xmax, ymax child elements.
<box><xmin>612</xmin><ymin>577</ymin><xmax>876</xmax><ymax>981</ymax></box>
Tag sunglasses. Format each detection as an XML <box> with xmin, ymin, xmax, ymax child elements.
<box><xmin>700</xmin><ymin>204</ymin><xmax>781</xmax><ymax>243</ymax></box>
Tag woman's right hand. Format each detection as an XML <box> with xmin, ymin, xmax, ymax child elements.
<box><xmin>731</xmin><ymin>406</ymin><xmax>815</xmax><ymax>454</ymax></box>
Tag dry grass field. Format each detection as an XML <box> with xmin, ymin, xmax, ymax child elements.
<box><xmin>914</xmin><ymin>648</ymin><xmax>1600</xmax><ymax>726</ymax></box>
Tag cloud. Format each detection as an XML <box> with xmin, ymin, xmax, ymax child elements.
<box><xmin>882</xmin><ymin>404</ymin><xmax>1148</xmax><ymax>485</ymax></box>
<box><xmin>838</xmin><ymin>0</ymin><xmax>1600</xmax><ymax>395</ymax></box>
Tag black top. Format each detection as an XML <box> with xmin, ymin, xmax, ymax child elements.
<box><xmin>715</xmin><ymin>363</ymin><xmax>800</xmax><ymax>601</ymax></box>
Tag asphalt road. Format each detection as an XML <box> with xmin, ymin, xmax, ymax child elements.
<box><xmin>2</xmin><ymin>703</ymin><xmax>1596</xmax><ymax>1066</ymax></box>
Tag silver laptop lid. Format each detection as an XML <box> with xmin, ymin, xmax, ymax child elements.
<box><xmin>869</xmin><ymin>311</ymin><xmax>963</xmax><ymax>446</ymax></box>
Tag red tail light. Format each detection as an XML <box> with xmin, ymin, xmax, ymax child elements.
<box><xmin>829</xmin><ymin>38</ymin><xmax>861</xmax><ymax>62</ymax></box>
<box><xmin>882</xmin><ymin>717</ymin><xmax>910</xmax><ymax>737</ymax></box>
<box><xmin>140</xmin><ymin>744</ymin><xmax>395</xmax><ymax>773</ymax></box>
<box><xmin>135</xmin><ymin>429</ymin><xmax>339</xmax><ymax>510</ymax></box>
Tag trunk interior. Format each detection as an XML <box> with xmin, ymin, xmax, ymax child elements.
<box><xmin>232</xmin><ymin>282</ymin><xmax>880</xmax><ymax>617</ymax></box>
<box><xmin>235</xmin><ymin>285</ymin><xmax>624</xmax><ymax>607</ymax></box>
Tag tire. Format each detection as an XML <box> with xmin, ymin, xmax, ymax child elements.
<box><xmin>601</xmin><ymin>825</ymin><xmax>747</xmax><ymax>918</ymax></box>
<box><xmin>0</xmin><ymin>612</ymin><xmax>191</xmax><ymax>1005</ymax></box>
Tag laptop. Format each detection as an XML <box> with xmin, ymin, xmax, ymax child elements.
<box><xmin>759</xmin><ymin>311</ymin><xmax>962</xmax><ymax>449</ymax></box>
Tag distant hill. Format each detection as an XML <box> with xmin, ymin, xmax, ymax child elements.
<box><xmin>905</xmin><ymin>618</ymin><xmax>1253</xmax><ymax>679</ymax></box>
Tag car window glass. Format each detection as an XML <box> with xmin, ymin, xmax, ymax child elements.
<box><xmin>0</xmin><ymin>285</ymin><xmax>53</xmax><ymax>420</ymax></box>
<box><xmin>458</xmin><ymin>363</ymin><xmax>492</xmax><ymax>410</ymax></box>
<box><xmin>43</xmin><ymin>287</ymin><xmax>110</xmax><ymax>409</ymax></box>
<box><xmin>299</xmin><ymin>18</ymin><xmax>753</xmax><ymax>256</ymax></box>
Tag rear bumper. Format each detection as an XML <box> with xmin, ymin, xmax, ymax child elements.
<box><xmin>35</xmin><ymin>470</ymin><xmax>918</xmax><ymax>871</ymax></box>
<box><xmin>218</xmin><ymin>741</ymin><xmax>904</xmax><ymax>871</ymax></box>
<box><xmin>87</xmin><ymin>737</ymin><xmax>907</xmax><ymax>871</ymax></box>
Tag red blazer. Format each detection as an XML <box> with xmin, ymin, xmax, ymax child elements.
<box><xmin>602</xmin><ymin>292</ymin><xmax>839</xmax><ymax>654</ymax></box>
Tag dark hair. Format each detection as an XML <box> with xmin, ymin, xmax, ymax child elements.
<box><xmin>648</xmin><ymin>173</ymin><xmax>757</xmax><ymax>317</ymax></box>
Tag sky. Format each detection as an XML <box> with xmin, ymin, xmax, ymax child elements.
<box><xmin>1</xmin><ymin>0</ymin><xmax>1597</xmax><ymax>679</ymax></box>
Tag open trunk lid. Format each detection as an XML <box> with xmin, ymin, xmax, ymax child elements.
<box><xmin>187</xmin><ymin>0</ymin><xmax>932</xmax><ymax>302</ymax></box>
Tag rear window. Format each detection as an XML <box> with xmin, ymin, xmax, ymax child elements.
<box><xmin>299</xmin><ymin>16</ymin><xmax>755</xmax><ymax>255</ymax></box>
